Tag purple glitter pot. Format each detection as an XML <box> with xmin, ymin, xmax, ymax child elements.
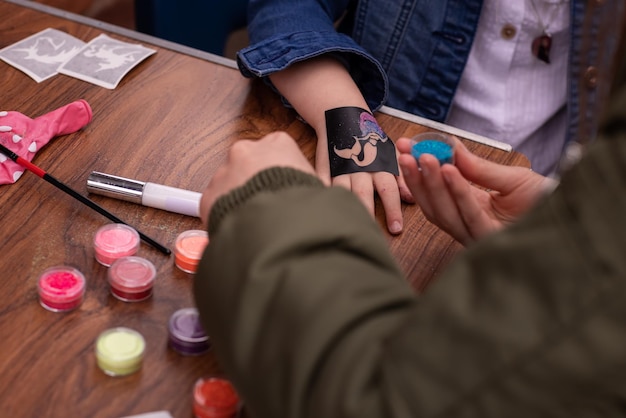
<box><xmin>168</xmin><ymin>307</ymin><xmax>210</xmax><ymax>356</ymax></box>
<box><xmin>411</xmin><ymin>132</ymin><xmax>455</xmax><ymax>166</ymax></box>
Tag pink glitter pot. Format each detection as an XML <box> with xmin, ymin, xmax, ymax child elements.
<box><xmin>37</xmin><ymin>266</ymin><xmax>86</xmax><ymax>312</ymax></box>
<box><xmin>94</xmin><ymin>223</ymin><xmax>140</xmax><ymax>266</ymax></box>
<box><xmin>108</xmin><ymin>256</ymin><xmax>156</xmax><ymax>302</ymax></box>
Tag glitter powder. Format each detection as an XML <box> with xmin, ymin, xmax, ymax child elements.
<box><xmin>37</xmin><ymin>266</ymin><xmax>86</xmax><ymax>312</ymax></box>
<box><xmin>168</xmin><ymin>308</ymin><xmax>210</xmax><ymax>355</ymax></box>
<box><xmin>193</xmin><ymin>377</ymin><xmax>240</xmax><ymax>418</ymax></box>
<box><xmin>94</xmin><ymin>223</ymin><xmax>140</xmax><ymax>266</ymax></box>
<box><xmin>95</xmin><ymin>327</ymin><xmax>145</xmax><ymax>376</ymax></box>
<box><xmin>411</xmin><ymin>132</ymin><xmax>455</xmax><ymax>165</ymax></box>
<box><xmin>174</xmin><ymin>230</ymin><xmax>208</xmax><ymax>273</ymax></box>
<box><xmin>108</xmin><ymin>256</ymin><xmax>156</xmax><ymax>302</ymax></box>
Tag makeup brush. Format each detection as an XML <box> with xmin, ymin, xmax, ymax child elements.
<box><xmin>0</xmin><ymin>143</ymin><xmax>171</xmax><ymax>255</ymax></box>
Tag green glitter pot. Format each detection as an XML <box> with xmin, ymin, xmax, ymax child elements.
<box><xmin>411</xmin><ymin>132</ymin><xmax>455</xmax><ymax>165</ymax></box>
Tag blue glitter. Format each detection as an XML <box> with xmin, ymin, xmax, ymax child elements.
<box><xmin>411</xmin><ymin>140</ymin><xmax>454</xmax><ymax>165</ymax></box>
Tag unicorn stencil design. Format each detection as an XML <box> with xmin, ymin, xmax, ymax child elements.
<box><xmin>83</xmin><ymin>44</ymin><xmax>140</xmax><ymax>72</ymax></box>
<box><xmin>13</xmin><ymin>37</ymin><xmax>82</xmax><ymax>65</ymax></box>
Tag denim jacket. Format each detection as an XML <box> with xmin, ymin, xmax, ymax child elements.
<box><xmin>238</xmin><ymin>0</ymin><xmax>625</xmax><ymax>156</ymax></box>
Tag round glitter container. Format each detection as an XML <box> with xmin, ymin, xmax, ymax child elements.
<box><xmin>108</xmin><ymin>256</ymin><xmax>156</xmax><ymax>302</ymax></box>
<box><xmin>411</xmin><ymin>132</ymin><xmax>455</xmax><ymax>165</ymax></box>
<box><xmin>174</xmin><ymin>230</ymin><xmax>208</xmax><ymax>273</ymax></box>
<box><xmin>95</xmin><ymin>327</ymin><xmax>145</xmax><ymax>376</ymax></box>
<box><xmin>37</xmin><ymin>266</ymin><xmax>86</xmax><ymax>312</ymax></box>
<box><xmin>168</xmin><ymin>307</ymin><xmax>210</xmax><ymax>356</ymax></box>
<box><xmin>94</xmin><ymin>223</ymin><xmax>140</xmax><ymax>267</ymax></box>
<box><xmin>193</xmin><ymin>376</ymin><xmax>241</xmax><ymax>418</ymax></box>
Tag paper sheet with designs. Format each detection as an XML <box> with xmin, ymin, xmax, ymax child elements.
<box><xmin>0</xmin><ymin>29</ymin><xmax>156</xmax><ymax>89</ymax></box>
<box><xmin>59</xmin><ymin>34</ymin><xmax>156</xmax><ymax>89</ymax></box>
<box><xmin>0</xmin><ymin>28</ymin><xmax>85</xmax><ymax>82</ymax></box>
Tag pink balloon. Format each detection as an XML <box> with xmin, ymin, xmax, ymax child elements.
<box><xmin>0</xmin><ymin>100</ymin><xmax>92</xmax><ymax>184</ymax></box>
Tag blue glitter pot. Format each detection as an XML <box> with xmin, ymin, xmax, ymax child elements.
<box><xmin>410</xmin><ymin>132</ymin><xmax>455</xmax><ymax>166</ymax></box>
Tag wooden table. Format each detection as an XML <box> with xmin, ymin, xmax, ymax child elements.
<box><xmin>0</xmin><ymin>1</ymin><xmax>530</xmax><ymax>417</ymax></box>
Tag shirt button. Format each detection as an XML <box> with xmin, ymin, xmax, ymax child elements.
<box><xmin>584</xmin><ymin>66</ymin><xmax>598</xmax><ymax>88</ymax></box>
<box><xmin>501</xmin><ymin>24</ymin><xmax>517</xmax><ymax>39</ymax></box>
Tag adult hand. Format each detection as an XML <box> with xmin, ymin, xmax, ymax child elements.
<box><xmin>200</xmin><ymin>131</ymin><xmax>317</xmax><ymax>227</ymax></box>
<box><xmin>315</xmin><ymin>138</ymin><xmax>414</xmax><ymax>235</ymax></box>
<box><xmin>396</xmin><ymin>136</ymin><xmax>558</xmax><ymax>245</ymax></box>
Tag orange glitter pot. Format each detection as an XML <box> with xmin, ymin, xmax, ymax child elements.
<box><xmin>174</xmin><ymin>230</ymin><xmax>209</xmax><ymax>273</ymax></box>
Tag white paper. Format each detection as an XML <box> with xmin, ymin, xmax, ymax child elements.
<box><xmin>0</xmin><ymin>28</ymin><xmax>85</xmax><ymax>82</ymax></box>
<box><xmin>58</xmin><ymin>34</ymin><xmax>156</xmax><ymax>89</ymax></box>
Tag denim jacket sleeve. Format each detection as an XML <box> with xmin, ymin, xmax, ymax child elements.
<box><xmin>236</xmin><ymin>0</ymin><xmax>388</xmax><ymax>112</ymax></box>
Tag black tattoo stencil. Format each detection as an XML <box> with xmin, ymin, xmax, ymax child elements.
<box><xmin>325</xmin><ymin>107</ymin><xmax>399</xmax><ymax>177</ymax></box>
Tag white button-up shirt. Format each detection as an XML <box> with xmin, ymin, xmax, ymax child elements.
<box><xmin>446</xmin><ymin>0</ymin><xmax>570</xmax><ymax>175</ymax></box>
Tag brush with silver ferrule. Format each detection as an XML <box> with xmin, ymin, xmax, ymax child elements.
<box><xmin>87</xmin><ymin>171</ymin><xmax>201</xmax><ymax>217</ymax></box>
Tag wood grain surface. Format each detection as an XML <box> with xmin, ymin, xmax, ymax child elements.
<box><xmin>0</xmin><ymin>1</ymin><xmax>530</xmax><ymax>417</ymax></box>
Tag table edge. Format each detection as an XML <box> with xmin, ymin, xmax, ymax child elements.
<box><xmin>6</xmin><ymin>0</ymin><xmax>513</xmax><ymax>153</ymax></box>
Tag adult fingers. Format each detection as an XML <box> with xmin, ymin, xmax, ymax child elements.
<box><xmin>440</xmin><ymin>164</ymin><xmax>494</xmax><ymax>244</ymax></box>
<box><xmin>454</xmin><ymin>139</ymin><xmax>530</xmax><ymax>194</ymax></box>
<box><xmin>415</xmin><ymin>154</ymin><xmax>473</xmax><ymax>243</ymax></box>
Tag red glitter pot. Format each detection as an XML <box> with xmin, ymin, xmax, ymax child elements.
<box><xmin>193</xmin><ymin>377</ymin><xmax>241</xmax><ymax>418</ymax></box>
<box><xmin>108</xmin><ymin>256</ymin><xmax>156</xmax><ymax>302</ymax></box>
<box><xmin>94</xmin><ymin>223</ymin><xmax>140</xmax><ymax>267</ymax></box>
<box><xmin>37</xmin><ymin>266</ymin><xmax>86</xmax><ymax>312</ymax></box>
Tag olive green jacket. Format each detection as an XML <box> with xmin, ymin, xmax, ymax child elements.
<box><xmin>195</xmin><ymin>61</ymin><xmax>626</xmax><ymax>418</ymax></box>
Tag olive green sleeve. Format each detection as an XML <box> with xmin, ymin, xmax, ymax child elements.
<box><xmin>194</xmin><ymin>167</ymin><xmax>415</xmax><ymax>418</ymax></box>
<box><xmin>192</xmin><ymin>74</ymin><xmax>626</xmax><ymax>418</ymax></box>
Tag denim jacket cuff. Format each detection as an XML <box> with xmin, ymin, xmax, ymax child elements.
<box><xmin>236</xmin><ymin>31</ymin><xmax>388</xmax><ymax>112</ymax></box>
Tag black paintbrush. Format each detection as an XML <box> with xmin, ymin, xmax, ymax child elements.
<box><xmin>0</xmin><ymin>143</ymin><xmax>171</xmax><ymax>255</ymax></box>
